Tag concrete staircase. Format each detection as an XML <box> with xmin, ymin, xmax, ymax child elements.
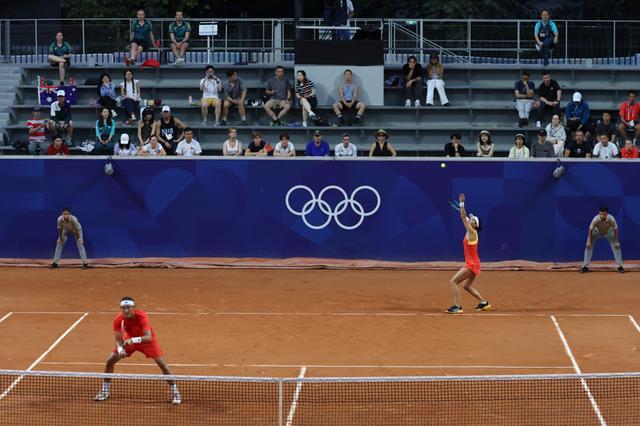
<box><xmin>0</xmin><ymin>64</ymin><xmax>22</xmax><ymax>146</ymax></box>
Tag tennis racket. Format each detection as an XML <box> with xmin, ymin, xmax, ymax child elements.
<box><xmin>448</xmin><ymin>199</ymin><xmax>461</xmax><ymax>211</ymax></box>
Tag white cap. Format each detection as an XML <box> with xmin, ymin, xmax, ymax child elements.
<box><xmin>56</xmin><ymin>90</ymin><xmax>66</xmax><ymax>97</ymax></box>
<box><xmin>161</xmin><ymin>105</ymin><xmax>171</xmax><ymax>112</ymax></box>
<box><xmin>120</xmin><ymin>134</ymin><xmax>129</xmax><ymax>145</ymax></box>
<box><xmin>572</xmin><ymin>92</ymin><xmax>582</xmax><ymax>102</ymax></box>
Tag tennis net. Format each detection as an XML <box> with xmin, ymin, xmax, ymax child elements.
<box><xmin>1</xmin><ymin>370</ymin><xmax>639</xmax><ymax>425</ymax></box>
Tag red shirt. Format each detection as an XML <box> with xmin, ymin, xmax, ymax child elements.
<box><xmin>463</xmin><ymin>233</ymin><xmax>481</xmax><ymax>275</ymax></box>
<box><xmin>619</xmin><ymin>101</ymin><xmax>640</xmax><ymax>123</ymax></box>
<box><xmin>621</xmin><ymin>146</ymin><xmax>639</xmax><ymax>159</ymax></box>
<box><xmin>47</xmin><ymin>143</ymin><xmax>69</xmax><ymax>156</ymax></box>
<box><xmin>113</xmin><ymin>310</ymin><xmax>157</xmax><ymax>341</ymax></box>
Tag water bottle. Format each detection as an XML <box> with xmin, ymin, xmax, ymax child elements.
<box><xmin>189</xmin><ymin>95</ymin><xmax>193</xmax><ymax>106</ymax></box>
<box><xmin>69</xmin><ymin>76</ymin><xmax>75</xmax><ymax>86</ymax></box>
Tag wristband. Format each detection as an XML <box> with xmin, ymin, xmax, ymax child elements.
<box><xmin>132</xmin><ymin>337</ymin><xmax>142</xmax><ymax>344</ymax></box>
<box><xmin>459</xmin><ymin>202</ymin><xmax>465</xmax><ymax>207</ymax></box>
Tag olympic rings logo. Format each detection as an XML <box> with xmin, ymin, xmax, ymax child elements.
<box><xmin>285</xmin><ymin>185</ymin><xmax>381</xmax><ymax>230</ymax></box>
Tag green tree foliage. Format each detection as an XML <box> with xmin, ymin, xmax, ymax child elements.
<box><xmin>61</xmin><ymin>0</ymin><xmax>207</xmax><ymax>18</ymax></box>
<box><xmin>355</xmin><ymin>0</ymin><xmax>535</xmax><ymax>19</ymax></box>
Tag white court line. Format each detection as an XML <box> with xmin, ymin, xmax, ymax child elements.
<box><xmin>628</xmin><ymin>315</ymin><xmax>640</xmax><ymax>334</ymax></box>
<box><xmin>38</xmin><ymin>361</ymin><xmax>573</xmax><ymax>369</ymax></box>
<box><xmin>550</xmin><ymin>315</ymin><xmax>606</xmax><ymax>426</ymax></box>
<box><xmin>0</xmin><ymin>313</ymin><xmax>88</xmax><ymax>401</ymax></box>
<box><xmin>0</xmin><ymin>312</ymin><xmax>13</xmax><ymax>324</ymax></box>
<box><xmin>81</xmin><ymin>311</ymin><xmax>628</xmax><ymax>317</ymax></box>
<box><xmin>286</xmin><ymin>366</ymin><xmax>306</xmax><ymax>426</ymax></box>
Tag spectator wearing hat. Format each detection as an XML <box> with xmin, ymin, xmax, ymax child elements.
<box><xmin>425</xmin><ymin>53</ymin><xmax>449</xmax><ymax>106</ymax></box>
<box><xmin>48</xmin><ymin>90</ymin><xmax>74</xmax><ymax>143</ymax></box>
<box><xmin>594</xmin><ymin>111</ymin><xmax>617</xmax><ymax>146</ymax></box>
<box><xmin>536</xmin><ymin>70</ymin><xmax>561</xmax><ymax>127</ymax></box>
<box><xmin>621</xmin><ymin>139</ymin><xmax>639</xmax><ymax>159</ymax></box>
<box><xmin>514</xmin><ymin>71</ymin><xmax>535</xmax><ymax>128</ymax></box>
<box><xmin>274</xmin><ymin>133</ymin><xmax>296</xmax><ymax>157</ymax></box>
<box><xmin>564</xmin><ymin>129</ymin><xmax>592</xmax><ymax>158</ymax></box>
<box><xmin>94</xmin><ymin>107</ymin><xmax>116</xmax><ymax>155</ymax></box>
<box><xmin>335</xmin><ymin>133</ymin><xmax>358</xmax><ymax>157</ymax></box>
<box><xmin>48</xmin><ymin>32</ymin><xmax>71</xmax><ymax>85</ymax></box>
<box><xmin>617</xmin><ymin>90</ymin><xmax>640</xmax><ymax>144</ymax></box>
<box><xmin>534</xmin><ymin>9</ymin><xmax>559</xmax><ymax>67</ymax></box>
<box><xmin>245</xmin><ymin>130</ymin><xmax>268</xmax><ymax>157</ymax></box>
<box><xmin>200</xmin><ymin>65</ymin><xmax>223</xmax><ymax>126</ymax></box>
<box><xmin>545</xmin><ymin>114</ymin><xmax>566</xmax><ymax>157</ymax></box>
<box><xmin>114</xmin><ymin>134</ymin><xmax>138</xmax><ymax>156</ymax></box>
<box><xmin>27</xmin><ymin>107</ymin><xmax>48</xmax><ymax>155</ymax></box>
<box><xmin>176</xmin><ymin>127</ymin><xmax>202</xmax><ymax>157</ymax></box>
<box><xmin>509</xmin><ymin>134</ymin><xmax>530</xmax><ymax>158</ymax></box>
<box><xmin>531</xmin><ymin>129</ymin><xmax>554</xmax><ymax>157</ymax></box>
<box><xmin>369</xmin><ymin>129</ymin><xmax>397</xmax><ymax>157</ymax></box>
<box><xmin>306</xmin><ymin>130</ymin><xmax>331</xmax><ymax>157</ymax></box>
<box><xmin>157</xmin><ymin>105</ymin><xmax>186</xmax><ymax>155</ymax></box>
<box><xmin>444</xmin><ymin>133</ymin><xmax>466</xmax><ymax>157</ymax></box>
<box><xmin>120</xmin><ymin>69</ymin><xmax>141</xmax><ymax>126</ymax></box>
<box><xmin>46</xmin><ymin>136</ymin><xmax>69</xmax><ymax>156</ymax></box>
<box><xmin>565</xmin><ymin>92</ymin><xmax>593</xmax><ymax>138</ymax></box>
<box><xmin>137</xmin><ymin>108</ymin><xmax>157</xmax><ymax>146</ymax></box>
<box><xmin>403</xmin><ymin>55</ymin><xmax>423</xmax><ymax>108</ymax></box>
<box><xmin>476</xmin><ymin>130</ymin><xmax>494</xmax><ymax>157</ymax></box>
<box><xmin>592</xmin><ymin>133</ymin><xmax>619</xmax><ymax>159</ymax></box>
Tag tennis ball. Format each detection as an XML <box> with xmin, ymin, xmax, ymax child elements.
<box><xmin>440</xmin><ymin>163</ymin><xmax>446</xmax><ymax>168</ymax></box>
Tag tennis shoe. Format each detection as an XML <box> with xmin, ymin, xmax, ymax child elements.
<box><xmin>618</xmin><ymin>266</ymin><xmax>625</xmax><ymax>273</ymax></box>
<box><xmin>475</xmin><ymin>301</ymin><xmax>491</xmax><ymax>311</ymax></box>
<box><xmin>93</xmin><ymin>390</ymin><xmax>109</xmax><ymax>401</ymax></box>
<box><xmin>50</xmin><ymin>262</ymin><xmax>58</xmax><ymax>269</ymax></box>
<box><xmin>446</xmin><ymin>305</ymin><xmax>463</xmax><ymax>314</ymax></box>
<box><xmin>172</xmin><ymin>393</ymin><xmax>182</xmax><ymax>405</ymax></box>
<box><xmin>580</xmin><ymin>266</ymin><xmax>589</xmax><ymax>273</ymax></box>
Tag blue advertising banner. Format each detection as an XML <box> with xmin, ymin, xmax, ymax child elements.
<box><xmin>1</xmin><ymin>158</ymin><xmax>638</xmax><ymax>262</ymax></box>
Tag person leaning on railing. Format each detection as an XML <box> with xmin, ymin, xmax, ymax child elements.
<box><xmin>476</xmin><ymin>130</ymin><xmax>494</xmax><ymax>157</ymax></box>
<box><xmin>444</xmin><ymin>133</ymin><xmax>465</xmax><ymax>157</ymax></box>
<box><xmin>48</xmin><ymin>32</ymin><xmax>71</xmax><ymax>86</ymax></box>
<box><xmin>222</xmin><ymin>127</ymin><xmax>243</xmax><ymax>157</ymax></box>
<box><xmin>508</xmin><ymin>134</ymin><xmax>530</xmax><ymax>159</ymax></box>
<box><xmin>369</xmin><ymin>129</ymin><xmax>397</xmax><ymax>157</ymax></box>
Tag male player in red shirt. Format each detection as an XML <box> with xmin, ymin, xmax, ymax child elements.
<box><xmin>446</xmin><ymin>194</ymin><xmax>491</xmax><ymax>314</ymax></box>
<box><xmin>94</xmin><ymin>297</ymin><xmax>181</xmax><ymax>404</ymax></box>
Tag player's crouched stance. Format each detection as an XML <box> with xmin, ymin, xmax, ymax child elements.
<box><xmin>94</xmin><ymin>297</ymin><xmax>181</xmax><ymax>405</ymax></box>
<box><xmin>446</xmin><ymin>194</ymin><xmax>491</xmax><ymax>314</ymax></box>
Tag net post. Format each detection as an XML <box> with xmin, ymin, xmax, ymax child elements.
<box><xmin>278</xmin><ymin>379</ymin><xmax>283</xmax><ymax>426</ymax></box>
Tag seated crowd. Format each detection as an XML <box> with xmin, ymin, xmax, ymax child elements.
<box><xmin>28</xmin><ymin>7</ymin><xmax>638</xmax><ymax>159</ymax></box>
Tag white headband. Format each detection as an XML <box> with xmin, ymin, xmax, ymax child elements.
<box><xmin>120</xmin><ymin>300</ymin><xmax>135</xmax><ymax>307</ymax></box>
<box><xmin>472</xmin><ymin>215</ymin><xmax>480</xmax><ymax>229</ymax></box>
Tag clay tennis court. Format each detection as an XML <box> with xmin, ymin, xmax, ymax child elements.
<box><xmin>1</xmin><ymin>267</ymin><xmax>639</xmax><ymax>425</ymax></box>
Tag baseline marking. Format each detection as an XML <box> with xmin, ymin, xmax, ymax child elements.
<box><xmin>627</xmin><ymin>315</ymin><xmax>640</xmax><ymax>334</ymax></box>
<box><xmin>286</xmin><ymin>366</ymin><xmax>306</xmax><ymax>426</ymax></box>
<box><xmin>550</xmin><ymin>315</ymin><xmax>606</xmax><ymax>426</ymax></box>
<box><xmin>0</xmin><ymin>313</ymin><xmax>88</xmax><ymax>400</ymax></box>
<box><xmin>0</xmin><ymin>312</ymin><xmax>13</xmax><ymax>325</ymax></box>
<box><xmin>38</xmin><ymin>361</ymin><xmax>573</xmax><ymax>369</ymax></box>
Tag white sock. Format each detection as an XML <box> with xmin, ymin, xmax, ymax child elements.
<box><xmin>171</xmin><ymin>384</ymin><xmax>179</xmax><ymax>393</ymax></box>
<box><xmin>102</xmin><ymin>382</ymin><xmax>110</xmax><ymax>392</ymax></box>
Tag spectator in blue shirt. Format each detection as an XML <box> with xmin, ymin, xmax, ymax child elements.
<box><xmin>534</xmin><ymin>9</ymin><xmax>559</xmax><ymax>66</ymax></box>
<box><xmin>565</xmin><ymin>92</ymin><xmax>594</xmax><ymax>139</ymax></box>
<box><xmin>97</xmin><ymin>72</ymin><xmax>117</xmax><ymax>116</ymax></box>
<box><xmin>514</xmin><ymin>71</ymin><xmax>535</xmax><ymax>128</ymax></box>
<box><xmin>305</xmin><ymin>130</ymin><xmax>331</xmax><ymax>157</ymax></box>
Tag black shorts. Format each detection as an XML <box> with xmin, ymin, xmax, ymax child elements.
<box><xmin>50</xmin><ymin>58</ymin><xmax>71</xmax><ymax>67</ymax></box>
<box><xmin>132</xmin><ymin>39</ymin><xmax>149</xmax><ymax>51</ymax></box>
<box><xmin>341</xmin><ymin>101</ymin><xmax>357</xmax><ymax>112</ymax></box>
<box><xmin>303</xmin><ymin>96</ymin><xmax>318</xmax><ymax>110</ymax></box>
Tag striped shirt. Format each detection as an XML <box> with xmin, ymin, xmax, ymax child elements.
<box><xmin>295</xmin><ymin>80</ymin><xmax>315</xmax><ymax>98</ymax></box>
<box><xmin>27</xmin><ymin>119</ymin><xmax>46</xmax><ymax>143</ymax></box>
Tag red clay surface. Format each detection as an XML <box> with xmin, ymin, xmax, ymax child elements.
<box><xmin>0</xmin><ymin>268</ymin><xmax>639</xmax><ymax>425</ymax></box>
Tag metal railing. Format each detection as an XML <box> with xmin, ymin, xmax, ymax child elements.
<box><xmin>1</xmin><ymin>18</ymin><xmax>639</xmax><ymax>65</ymax></box>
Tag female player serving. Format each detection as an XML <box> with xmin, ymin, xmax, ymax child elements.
<box><xmin>94</xmin><ymin>297</ymin><xmax>181</xmax><ymax>404</ymax></box>
<box><xmin>446</xmin><ymin>193</ymin><xmax>491</xmax><ymax>314</ymax></box>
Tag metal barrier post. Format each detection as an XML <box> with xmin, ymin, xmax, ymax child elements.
<box><xmin>467</xmin><ymin>20</ymin><xmax>471</xmax><ymax>63</ymax></box>
<box><xmin>278</xmin><ymin>380</ymin><xmax>283</xmax><ymax>426</ymax></box>
<box><xmin>82</xmin><ymin>19</ymin><xmax>86</xmax><ymax>55</ymax></box>
<box><xmin>516</xmin><ymin>20</ymin><xmax>520</xmax><ymax>64</ymax></box>
<box><xmin>564</xmin><ymin>21</ymin><xmax>568</xmax><ymax>61</ymax></box>
<box><xmin>612</xmin><ymin>21</ymin><xmax>616</xmax><ymax>60</ymax></box>
<box><xmin>34</xmin><ymin>19</ymin><xmax>38</xmax><ymax>58</ymax></box>
<box><xmin>3</xmin><ymin>20</ymin><xmax>9</xmax><ymax>62</ymax></box>
<box><xmin>419</xmin><ymin>20</ymin><xmax>424</xmax><ymax>56</ymax></box>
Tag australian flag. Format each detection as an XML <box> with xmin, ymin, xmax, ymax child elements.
<box><xmin>38</xmin><ymin>76</ymin><xmax>78</xmax><ymax>106</ymax></box>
